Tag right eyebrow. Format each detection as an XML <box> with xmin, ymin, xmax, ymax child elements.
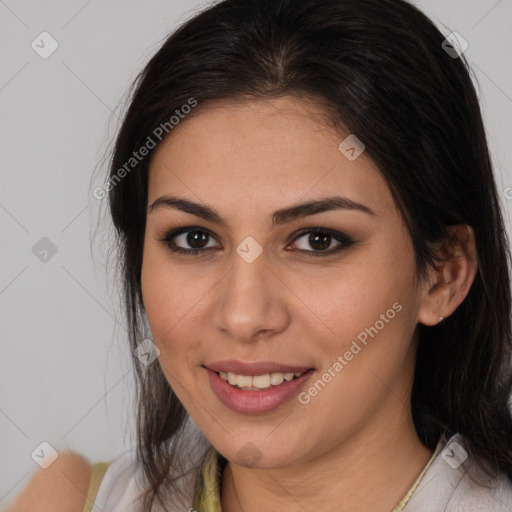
<box><xmin>147</xmin><ymin>194</ymin><xmax>376</xmax><ymax>229</ymax></box>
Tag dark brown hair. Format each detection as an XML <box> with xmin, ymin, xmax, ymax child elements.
<box><xmin>98</xmin><ymin>0</ymin><xmax>512</xmax><ymax>509</ymax></box>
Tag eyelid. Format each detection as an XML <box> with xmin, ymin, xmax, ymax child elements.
<box><xmin>158</xmin><ymin>225</ymin><xmax>354</xmax><ymax>257</ymax></box>
<box><xmin>158</xmin><ymin>226</ymin><xmax>221</xmax><ymax>249</ymax></box>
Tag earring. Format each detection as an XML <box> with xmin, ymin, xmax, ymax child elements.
<box><xmin>438</xmin><ymin>316</ymin><xmax>444</xmax><ymax>323</ymax></box>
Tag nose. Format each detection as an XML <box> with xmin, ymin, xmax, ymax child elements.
<box><xmin>211</xmin><ymin>253</ymin><xmax>290</xmax><ymax>343</ymax></box>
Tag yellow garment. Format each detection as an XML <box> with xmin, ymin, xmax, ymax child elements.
<box><xmin>82</xmin><ymin>461</ymin><xmax>112</xmax><ymax>512</ymax></box>
<box><xmin>194</xmin><ymin>438</ymin><xmax>443</xmax><ymax>512</ymax></box>
<box><xmin>193</xmin><ymin>445</ymin><xmax>226</xmax><ymax>511</ymax></box>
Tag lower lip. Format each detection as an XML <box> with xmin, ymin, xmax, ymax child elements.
<box><xmin>205</xmin><ymin>367</ymin><xmax>315</xmax><ymax>414</ymax></box>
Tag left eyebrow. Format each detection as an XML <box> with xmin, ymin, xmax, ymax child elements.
<box><xmin>147</xmin><ymin>194</ymin><xmax>377</xmax><ymax>228</ymax></box>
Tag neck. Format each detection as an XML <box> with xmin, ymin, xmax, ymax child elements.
<box><xmin>220</xmin><ymin>414</ymin><xmax>434</xmax><ymax>512</ymax></box>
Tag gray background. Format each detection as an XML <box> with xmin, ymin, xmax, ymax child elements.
<box><xmin>1</xmin><ymin>0</ymin><xmax>511</xmax><ymax>506</ymax></box>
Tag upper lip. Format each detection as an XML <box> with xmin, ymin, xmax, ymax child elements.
<box><xmin>204</xmin><ymin>360</ymin><xmax>314</xmax><ymax>375</ymax></box>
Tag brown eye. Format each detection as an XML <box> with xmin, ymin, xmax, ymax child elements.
<box><xmin>158</xmin><ymin>226</ymin><xmax>354</xmax><ymax>257</ymax></box>
<box><xmin>289</xmin><ymin>228</ymin><xmax>354</xmax><ymax>257</ymax></box>
<box><xmin>159</xmin><ymin>227</ymin><xmax>220</xmax><ymax>255</ymax></box>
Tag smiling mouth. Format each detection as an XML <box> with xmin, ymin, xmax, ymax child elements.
<box><xmin>215</xmin><ymin>370</ymin><xmax>308</xmax><ymax>390</ymax></box>
<box><xmin>204</xmin><ymin>366</ymin><xmax>316</xmax><ymax>414</ymax></box>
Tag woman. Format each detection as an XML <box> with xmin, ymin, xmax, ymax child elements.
<box><xmin>9</xmin><ymin>0</ymin><xmax>512</xmax><ymax>511</ymax></box>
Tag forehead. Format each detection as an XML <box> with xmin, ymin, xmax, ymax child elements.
<box><xmin>147</xmin><ymin>96</ymin><xmax>395</xmax><ymax>220</ymax></box>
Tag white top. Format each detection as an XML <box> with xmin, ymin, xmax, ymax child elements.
<box><xmin>92</xmin><ymin>431</ymin><xmax>512</xmax><ymax>511</ymax></box>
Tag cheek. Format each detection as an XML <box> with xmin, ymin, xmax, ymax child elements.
<box><xmin>141</xmin><ymin>247</ymin><xmax>213</xmax><ymax>414</ymax></box>
<box><xmin>141</xmin><ymin>237</ymin><xmax>189</xmax><ymax>330</ymax></box>
<box><xmin>316</xmin><ymin>246</ymin><xmax>412</xmax><ymax>333</ymax></box>
<box><xmin>295</xmin><ymin>256</ymin><xmax>417</xmax><ymax>433</ymax></box>
<box><xmin>140</xmin><ymin>242</ymin><xmax>208</xmax><ymax>370</ymax></box>
<box><xmin>306</xmin><ymin>237</ymin><xmax>417</xmax><ymax>389</ymax></box>
<box><xmin>141</xmin><ymin>242</ymin><xmax>183</xmax><ymax>352</ymax></box>
<box><xmin>141</xmin><ymin>252</ymin><xmax>170</xmax><ymax>336</ymax></box>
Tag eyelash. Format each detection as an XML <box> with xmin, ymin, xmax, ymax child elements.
<box><xmin>158</xmin><ymin>226</ymin><xmax>354</xmax><ymax>258</ymax></box>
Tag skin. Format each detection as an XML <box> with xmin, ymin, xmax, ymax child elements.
<box><xmin>7</xmin><ymin>452</ymin><xmax>92</xmax><ymax>511</ymax></box>
<box><xmin>141</xmin><ymin>95</ymin><xmax>477</xmax><ymax>512</ymax></box>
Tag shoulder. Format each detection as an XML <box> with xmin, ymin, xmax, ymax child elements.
<box><xmin>452</xmin><ymin>449</ymin><xmax>512</xmax><ymax>512</ymax></box>
<box><xmin>7</xmin><ymin>451</ymin><xmax>91</xmax><ymax>512</ymax></box>
<box><xmin>405</xmin><ymin>432</ymin><xmax>512</xmax><ymax>512</ymax></box>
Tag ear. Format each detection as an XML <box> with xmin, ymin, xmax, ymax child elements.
<box><xmin>417</xmin><ymin>224</ymin><xmax>478</xmax><ymax>326</ymax></box>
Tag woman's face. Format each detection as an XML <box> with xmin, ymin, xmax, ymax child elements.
<box><xmin>141</xmin><ymin>95</ymin><xmax>430</xmax><ymax>468</ymax></box>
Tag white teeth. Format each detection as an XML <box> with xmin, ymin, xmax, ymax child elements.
<box><xmin>219</xmin><ymin>370</ymin><xmax>306</xmax><ymax>390</ymax></box>
<box><xmin>270</xmin><ymin>372</ymin><xmax>284</xmax><ymax>385</ymax></box>
<box><xmin>236</xmin><ymin>374</ymin><xmax>253</xmax><ymax>387</ymax></box>
<box><xmin>252</xmin><ymin>374</ymin><xmax>271</xmax><ymax>388</ymax></box>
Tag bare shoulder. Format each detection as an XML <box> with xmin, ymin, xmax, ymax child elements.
<box><xmin>6</xmin><ymin>451</ymin><xmax>92</xmax><ymax>512</ymax></box>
